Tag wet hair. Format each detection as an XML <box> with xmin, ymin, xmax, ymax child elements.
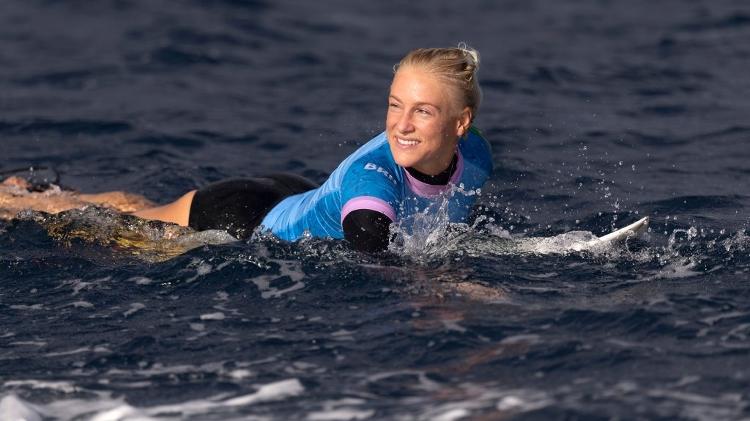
<box><xmin>394</xmin><ymin>43</ymin><xmax>482</xmax><ymax>120</ymax></box>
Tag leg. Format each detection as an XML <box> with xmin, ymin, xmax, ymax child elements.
<box><xmin>0</xmin><ymin>175</ymin><xmax>161</xmax><ymax>220</ymax></box>
<box><xmin>78</xmin><ymin>191</ymin><xmax>157</xmax><ymax>213</ymax></box>
<box><xmin>0</xmin><ymin>178</ymin><xmax>102</xmax><ymax>218</ymax></box>
<box><xmin>131</xmin><ymin>190</ymin><xmax>196</xmax><ymax>227</ymax></box>
<box><xmin>0</xmin><ymin>188</ymin><xmax>89</xmax><ymax>219</ymax></box>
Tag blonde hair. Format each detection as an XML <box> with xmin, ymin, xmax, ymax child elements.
<box><xmin>394</xmin><ymin>43</ymin><xmax>482</xmax><ymax>120</ymax></box>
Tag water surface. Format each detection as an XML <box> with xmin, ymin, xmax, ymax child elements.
<box><xmin>1</xmin><ymin>0</ymin><xmax>749</xmax><ymax>419</ymax></box>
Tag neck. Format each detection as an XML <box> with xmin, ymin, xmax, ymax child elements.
<box><xmin>406</xmin><ymin>153</ymin><xmax>458</xmax><ymax>185</ymax></box>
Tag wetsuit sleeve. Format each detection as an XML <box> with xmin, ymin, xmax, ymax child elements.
<box><xmin>337</xmin><ymin>149</ymin><xmax>402</xmax><ymax>251</ymax></box>
<box><xmin>339</xmin><ymin>161</ymin><xmax>400</xmax><ymax>225</ymax></box>
<box><xmin>342</xmin><ymin>209</ymin><xmax>392</xmax><ymax>252</ymax></box>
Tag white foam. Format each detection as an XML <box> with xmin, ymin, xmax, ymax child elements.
<box><xmin>646</xmin><ymin>388</ymin><xmax>745</xmax><ymax>419</ymax></box>
<box><xmin>127</xmin><ymin>276</ymin><xmax>153</xmax><ymax>285</ymax></box>
<box><xmin>183</xmin><ymin>258</ymin><xmax>215</xmax><ymax>283</ymax></box>
<box><xmin>501</xmin><ymin>334</ymin><xmax>541</xmax><ymax>346</ymax></box>
<box><xmin>528</xmin><ymin>272</ymin><xmax>559</xmax><ymax>279</ymax></box>
<box><xmin>143</xmin><ymin>378</ymin><xmax>304</xmax><ymax>415</ymax></box>
<box><xmin>307</xmin><ymin>408</ymin><xmax>375</xmax><ymax>420</ymax></box>
<box><xmin>409</xmin><ymin>384</ymin><xmax>554</xmax><ymax>420</ymax></box>
<box><xmin>4</xmin><ymin>380</ymin><xmax>79</xmax><ymax>394</ymax></box>
<box><xmin>440</xmin><ymin>319</ymin><xmax>467</xmax><ymax>333</ymax></box>
<box><xmin>200</xmin><ymin>312</ymin><xmax>225</xmax><ymax>320</ymax></box>
<box><xmin>123</xmin><ymin>303</ymin><xmax>145</xmax><ymax>317</ymax></box>
<box><xmin>306</xmin><ymin>398</ymin><xmax>372</xmax><ymax>421</ymax></box>
<box><xmin>431</xmin><ymin>408</ymin><xmax>469</xmax><ymax>421</ymax></box>
<box><xmin>701</xmin><ymin>311</ymin><xmax>747</xmax><ymax>326</ymax></box>
<box><xmin>107</xmin><ymin>361</ymin><xmax>233</xmax><ymax>378</ymax></box>
<box><xmin>494</xmin><ymin>390</ymin><xmax>553</xmax><ymax>413</ymax></box>
<box><xmin>61</xmin><ymin>276</ymin><xmax>112</xmax><ymax>295</ymax></box>
<box><xmin>8</xmin><ymin>341</ymin><xmax>46</xmax><ymax>347</ymax></box>
<box><xmin>223</xmin><ymin>378</ymin><xmax>303</xmax><ymax>406</ymax></box>
<box><xmin>0</xmin><ymin>394</ymin><xmax>43</xmax><ymax>421</ymax></box>
<box><xmin>250</xmin><ymin>259</ymin><xmax>306</xmax><ymax>299</ymax></box>
<box><xmin>496</xmin><ymin>395</ymin><xmax>525</xmax><ymax>410</ymax></box>
<box><xmin>653</xmin><ymin>259</ymin><xmax>700</xmax><ymax>279</ymax></box>
<box><xmin>365</xmin><ymin>370</ymin><xmax>441</xmax><ymax>392</ymax></box>
<box><xmin>45</xmin><ymin>347</ymin><xmax>93</xmax><ymax>357</ymax></box>
<box><xmin>722</xmin><ymin>230</ymin><xmax>749</xmax><ymax>252</ymax></box>
<box><xmin>228</xmin><ymin>369</ymin><xmax>253</xmax><ymax>380</ymax></box>
<box><xmin>45</xmin><ymin>396</ymin><xmax>147</xmax><ymax>421</ymax></box>
<box><xmin>196</xmin><ymin>262</ymin><xmax>213</xmax><ymax>276</ymax></box>
<box><xmin>10</xmin><ymin>304</ymin><xmax>44</xmax><ymax>311</ymax></box>
<box><xmin>89</xmin><ymin>404</ymin><xmax>154</xmax><ymax>421</ymax></box>
<box><xmin>2</xmin><ymin>378</ymin><xmax>303</xmax><ymax>420</ymax></box>
<box><xmin>330</xmin><ymin>329</ymin><xmax>355</xmax><ymax>341</ymax></box>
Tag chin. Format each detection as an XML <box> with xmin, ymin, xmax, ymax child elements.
<box><xmin>389</xmin><ymin>150</ymin><xmax>417</xmax><ymax>169</ymax></box>
<box><xmin>392</xmin><ymin>155</ymin><xmax>411</xmax><ymax>168</ymax></box>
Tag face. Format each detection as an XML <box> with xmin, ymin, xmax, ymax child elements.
<box><xmin>386</xmin><ymin>66</ymin><xmax>472</xmax><ymax>175</ymax></box>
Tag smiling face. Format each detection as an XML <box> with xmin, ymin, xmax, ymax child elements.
<box><xmin>386</xmin><ymin>66</ymin><xmax>472</xmax><ymax>175</ymax></box>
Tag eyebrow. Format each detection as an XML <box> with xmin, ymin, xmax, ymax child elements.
<box><xmin>388</xmin><ymin>95</ymin><xmax>441</xmax><ymax>111</ymax></box>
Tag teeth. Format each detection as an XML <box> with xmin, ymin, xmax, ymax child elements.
<box><xmin>397</xmin><ymin>137</ymin><xmax>418</xmax><ymax>146</ymax></box>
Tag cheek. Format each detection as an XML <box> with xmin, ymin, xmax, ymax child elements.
<box><xmin>425</xmin><ymin>120</ymin><xmax>453</xmax><ymax>143</ymax></box>
<box><xmin>385</xmin><ymin>110</ymin><xmax>401</xmax><ymax>131</ymax></box>
<box><xmin>385</xmin><ymin>113</ymin><xmax>395</xmax><ymax>128</ymax></box>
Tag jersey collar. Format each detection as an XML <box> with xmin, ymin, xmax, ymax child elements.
<box><xmin>404</xmin><ymin>149</ymin><xmax>465</xmax><ymax>198</ymax></box>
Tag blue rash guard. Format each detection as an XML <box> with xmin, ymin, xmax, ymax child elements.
<box><xmin>260</xmin><ymin>128</ymin><xmax>493</xmax><ymax>240</ymax></box>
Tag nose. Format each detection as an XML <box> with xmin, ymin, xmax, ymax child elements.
<box><xmin>396</xmin><ymin>111</ymin><xmax>414</xmax><ymax>134</ymax></box>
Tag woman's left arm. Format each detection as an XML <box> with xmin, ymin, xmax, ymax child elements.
<box><xmin>342</xmin><ymin>208</ymin><xmax>392</xmax><ymax>252</ymax></box>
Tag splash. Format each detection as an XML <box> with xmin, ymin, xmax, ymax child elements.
<box><xmin>386</xmin><ymin>191</ymin><xmax>749</xmax><ymax>285</ymax></box>
<box><xmin>389</xmin><ymin>185</ymin><xmax>650</xmax><ymax>261</ymax></box>
<box><xmin>15</xmin><ymin>207</ymin><xmax>236</xmax><ymax>262</ymax></box>
<box><xmin>389</xmin><ymin>184</ymin><xmax>484</xmax><ymax>261</ymax></box>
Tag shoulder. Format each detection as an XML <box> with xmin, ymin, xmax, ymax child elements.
<box><xmin>343</xmin><ymin>133</ymin><xmax>401</xmax><ymax>187</ymax></box>
<box><xmin>459</xmin><ymin>126</ymin><xmax>493</xmax><ymax>174</ymax></box>
<box><xmin>338</xmin><ymin>133</ymin><xmax>402</xmax><ymax>221</ymax></box>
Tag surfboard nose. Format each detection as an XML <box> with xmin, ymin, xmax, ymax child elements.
<box><xmin>597</xmin><ymin>216</ymin><xmax>650</xmax><ymax>243</ymax></box>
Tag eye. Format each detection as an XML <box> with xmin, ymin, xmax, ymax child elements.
<box><xmin>416</xmin><ymin>107</ymin><xmax>432</xmax><ymax>115</ymax></box>
<box><xmin>388</xmin><ymin>102</ymin><xmax>401</xmax><ymax>109</ymax></box>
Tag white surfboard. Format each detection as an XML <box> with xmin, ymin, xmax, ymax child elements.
<box><xmin>506</xmin><ymin>216</ymin><xmax>651</xmax><ymax>254</ymax></box>
<box><xmin>593</xmin><ymin>216</ymin><xmax>649</xmax><ymax>244</ymax></box>
<box><xmin>571</xmin><ymin>216</ymin><xmax>648</xmax><ymax>251</ymax></box>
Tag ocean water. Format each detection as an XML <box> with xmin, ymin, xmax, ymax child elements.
<box><xmin>1</xmin><ymin>0</ymin><xmax>749</xmax><ymax>420</ymax></box>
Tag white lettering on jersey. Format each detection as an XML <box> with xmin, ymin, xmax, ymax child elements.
<box><xmin>364</xmin><ymin>163</ymin><xmax>397</xmax><ymax>185</ymax></box>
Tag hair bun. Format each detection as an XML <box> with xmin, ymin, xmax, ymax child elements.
<box><xmin>457</xmin><ymin>42</ymin><xmax>480</xmax><ymax>72</ymax></box>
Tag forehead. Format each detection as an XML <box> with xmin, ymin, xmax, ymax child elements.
<box><xmin>390</xmin><ymin>66</ymin><xmax>459</xmax><ymax>106</ymax></box>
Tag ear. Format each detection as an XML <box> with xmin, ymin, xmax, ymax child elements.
<box><xmin>456</xmin><ymin>106</ymin><xmax>473</xmax><ymax>137</ymax></box>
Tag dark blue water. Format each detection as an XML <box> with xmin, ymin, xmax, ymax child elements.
<box><xmin>1</xmin><ymin>0</ymin><xmax>749</xmax><ymax>419</ymax></box>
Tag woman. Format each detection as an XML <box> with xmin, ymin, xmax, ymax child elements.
<box><xmin>1</xmin><ymin>46</ymin><xmax>493</xmax><ymax>252</ymax></box>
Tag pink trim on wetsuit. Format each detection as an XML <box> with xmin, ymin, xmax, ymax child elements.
<box><xmin>341</xmin><ymin>196</ymin><xmax>397</xmax><ymax>223</ymax></box>
<box><xmin>404</xmin><ymin>149</ymin><xmax>465</xmax><ymax>198</ymax></box>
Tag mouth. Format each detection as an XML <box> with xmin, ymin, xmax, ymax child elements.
<box><xmin>395</xmin><ymin>136</ymin><xmax>420</xmax><ymax>147</ymax></box>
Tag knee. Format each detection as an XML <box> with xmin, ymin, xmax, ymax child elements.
<box><xmin>134</xmin><ymin>190</ymin><xmax>196</xmax><ymax>226</ymax></box>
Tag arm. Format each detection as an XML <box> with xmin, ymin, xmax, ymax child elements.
<box><xmin>342</xmin><ymin>208</ymin><xmax>392</xmax><ymax>253</ymax></box>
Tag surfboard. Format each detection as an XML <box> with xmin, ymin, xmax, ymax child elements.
<box><xmin>593</xmin><ymin>216</ymin><xmax>649</xmax><ymax>244</ymax></box>
<box><xmin>545</xmin><ymin>216</ymin><xmax>650</xmax><ymax>252</ymax></box>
